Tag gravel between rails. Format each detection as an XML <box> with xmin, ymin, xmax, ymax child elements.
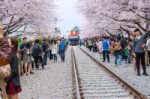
<box><xmin>81</xmin><ymin>46</ymin><xmax>150</xmax><ymax>99</ymax></box>
<box><xmin>73</xmin><ymin>47</ymin><xmax>134</xmax><ymax>99</ymax></box>
<box><xmin>19</xmin><ymin>47</ymin><xmax>73</xmax><ymax>99</ymax></box>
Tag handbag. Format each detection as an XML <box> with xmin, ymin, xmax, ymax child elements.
<box><xmin>0</xmin><ymin>39</ymin><xmax>12</xmax><ymax>66</ymax></box>
<box><xmin>0</xmin><ymin>64</ymin><xmax>11</xmax><ymax>79</ymax></box>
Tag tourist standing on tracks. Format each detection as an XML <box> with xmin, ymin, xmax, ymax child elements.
<box><xmin>133</xmin><ymin>29</ymin><xmax>149</xmax><ymax>76</ymax></box>
<box><xmin>52</xmin><ymin>41</ymin><xmax>58</xmax><ymax>62</ymax></box>
<box><xmin>59</xmin><ymin>38</ymin><xmax>66</xmax><ymax>62</ymax></box>
<box><xmin>102</xmin><ymin>37</ymin><xmax>110</xmax><ymax>63</ymax></box>
<box><xmin>19</xmin><ymin>37</ymin><xmax>28</xmax><ymax>75</ymax></box>
<box><xmin>42</xmin><ymin>39</ymin><xmax>49</xmax><ymax>65</ymax></box>
<box><xmin>5</xmin><ymin>38</ymin><xmax>22</xmax><ymax>99</ymax></box>
<box><xmin>32</xmin><ymin>39</ymin><xmax>44</xmax><ymax>69</ymax></box>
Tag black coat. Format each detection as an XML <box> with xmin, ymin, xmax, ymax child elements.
<box><xmin>5</xmin><ymin>55</ymin><xmax>20</xmax><ymax>86</ymax></box>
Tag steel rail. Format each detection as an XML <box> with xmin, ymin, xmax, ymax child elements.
<box><xmin>79</xmin><ymin>47</ymin><xmax>147</xmax><ymax>99</ymax></box>
<box><xmin>71</xmin><ymin>47</ymin><xmax>82</xmax><ymax>99</ymax></box>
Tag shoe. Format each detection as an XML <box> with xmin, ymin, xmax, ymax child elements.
<box><xmin>23</xmin><ymin>73</ymin><xmax>27</xmax><ymax>76</ymax></box>
<box><xmin>115</xmin><ymin>64</ymin><xmax>118</xmax><ymax>66</ymax></box>
<box><xmin>30</xmin><ymin>71</ymin><xmax>34</xmax><ymax>74</ymax></box>
<box><xmin>36</xmin><ymin>68</ymin><xmax>39</xmax><ymax>70</ymax></box>
<box><xmin>137</xmin><ymin>73</ymin><xmax>141</xmax><ymax>76</ymax></box>
<box><xmin>26</xmin><ymin>73</ymin><xmax>30</xmax><ymax>76</ymax></box>
<box><xmin>143</xmin><ymin>73</ymin><xmax>148</xmax><ymax>76</ymax></box>
<box><xmin>44</xmin><ymin>63</ymin><xmax>47</xmax><ymax>65</ymax></box>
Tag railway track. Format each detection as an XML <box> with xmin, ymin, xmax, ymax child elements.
<box><xmin>71</xmin><ymin>46</ymin><xmax>147</xmax><ymax>99</ymax></box>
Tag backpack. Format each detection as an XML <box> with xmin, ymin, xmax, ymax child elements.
<box><xmin>59</xmin><ymin>42</ymin><xmax>65</xmax><ymax>50</ymax></box>
<box><xmin>103</xmin><ymin>40</ymin><xmax>110</xmax><ymax>50</ymax></box>
<box><xmin>42</xmin><ymin>42</ymin><xmax>48</xmax><ymax>52</ymax></box>
<box><xmin>114</xmin><ymin>43</ymin><xmax>121</xmax><ymax>51</ymax></box>
<box><xmin>32</xmin><ymin>45</ymin><xmax>42</xmax><ymax>56</ymax></box>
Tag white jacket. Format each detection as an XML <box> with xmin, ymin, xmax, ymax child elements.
<box><xmin>52</xmin><ymin>45</ymin><xmax>58</xmax><ymax>54</ymax></box>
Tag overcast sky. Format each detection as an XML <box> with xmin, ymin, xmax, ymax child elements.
<box><xmin>55</xmin><ymin>0</ymin><xmax>85</xmax><ymax>36</ymax></box>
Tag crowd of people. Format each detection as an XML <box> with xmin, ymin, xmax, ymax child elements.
<box><xmin>19</xmin><ymin>37</ymin><xmax>67</xmax><ymax>76</ymax></box>
<box><xmin>84</xmin><ymin>29</ymin><xmax>150</xmax><ymax>76</ymax></box>
<box><xmin>0</xmin><ymin>20</ymin><xmax>150</xmax><ymax>99</ymax></box>
<box><xmin>0</xmin><ymin>23</ymin><xmax>68</xmax><ymax>99</ymax></box>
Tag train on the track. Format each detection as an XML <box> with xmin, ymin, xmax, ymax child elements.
<box><xmin>68</xmin><ymin>31</ymin><xmax>80</xmax><ymax>46</ymax></box>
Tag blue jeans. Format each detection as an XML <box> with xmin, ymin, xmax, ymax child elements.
<box><xmin>115</xmin><ymin>54</ymin><xmax>122</xmax><ymax>65</ymax></box>
<box><xmin>53</xmin><ymin>54</ymin><xmax>57</xmax><ymax>61</ymax></box>
<box><xmin>102</xmin><ymin>50</ymin><xmax>110</xmax><ymax>62</ymax></box>
<box><xmin>60</xmin><ymin>50</ymin><xmax>65</xmax><ymax>62</ymax></box>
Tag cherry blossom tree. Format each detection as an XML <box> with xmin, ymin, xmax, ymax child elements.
<box><xmin>0</xmin><ymin>0</ymin><xmax>55</xmax><ymax>36</ymax></box>
<box><xmin>79</xmin><ymin>0</ymin><xmax>150</xmax><ymax>36</ymax></box>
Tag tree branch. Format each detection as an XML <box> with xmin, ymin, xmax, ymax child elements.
<box><xmin>120</xmin><ymin>26</ymin><xmax>131</xmax><ymax>34</ymax></box>
<box><xmin>134</xmin><ymin>21</ymin><xmax>147</xmax><ymax>32</ymax></box>
<box><xmin>4</xmin><ymin>17</ymin><xmax>24</xmax><ymax>36</ymax></box>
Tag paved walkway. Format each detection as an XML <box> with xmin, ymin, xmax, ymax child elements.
<box><xmin>81</xmin><ymin>46</ymin><xmax>150</xmax><ymax>99</ymax></box>
<box><xmin>19</xmin><ymin>47</ymin><xmax>73</xmax><ymax>99</ymax></box>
